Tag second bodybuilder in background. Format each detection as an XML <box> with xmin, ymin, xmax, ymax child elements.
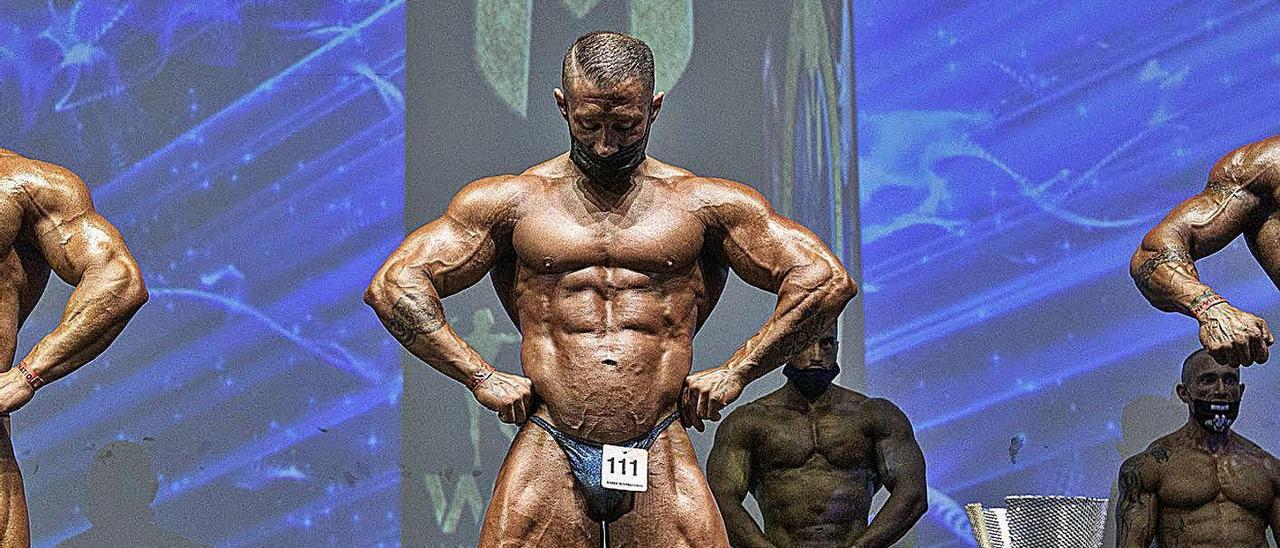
<box><xmin>708</xmin><ymin>325</ymin><xmax>927</xmax><ymax>548</ymax></box>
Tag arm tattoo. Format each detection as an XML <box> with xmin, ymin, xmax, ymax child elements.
<box><xmin>387</xmin><ymin>293</ymin><xmax>446</xmax><ymax>346</ymax></box>
<box><xmin>759</xmin><ymin>308</ymin><xmax>836</xmax><ymax>367</ymax></box>
<box><xmin>1136</xmin><ymin>247</ymin><xmax>1194</xmax><ymax>287</ymax></box>
<box><xmin>1117</xmin><ymin>461</ymin><xmax>1147</xmax><ymax>529</ymax></box>
<box><xmin>1206</xmin><ymin>179</ymin><xmax>1235</xmax><ymax>201</ymax></box>
<box><xmin>1149</xmin><ymin>446</ymin><xmax>1170</xmax><ymax>463</ymax></box>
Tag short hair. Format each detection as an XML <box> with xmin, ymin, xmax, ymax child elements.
<box><xmin>1181</xmin><ymin>348</ymin><xmax>1235</xmax><ymax>385</ymax></box>
<box><xmin>561</xmin><ymin>31</ymin><xmax>655</xmax><ymax>98</ymax></box>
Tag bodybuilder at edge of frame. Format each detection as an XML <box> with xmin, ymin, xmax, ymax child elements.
<box><xmin>365</xmin><ymin>31</ymin><xmax>855</xmax><ymax>546</ymax></box>
<box><xmin>708</xmin><ymin>325</ymin><xmax>927</xmax><ymax>548</ymax></box>
<box><xmin>0</xmin><ymin>150</ymin><xmax>149</xmax><ymax>546</ymax></box>
<box><xmin>1115</xmin><ymin>349</ymin><xmax>1279</xmax><ymax>547</ymax></box>
<box><xmin>1132</xmin><ymin>135</ymin><xmax>1280</xmax><ymax>367</ymax></box>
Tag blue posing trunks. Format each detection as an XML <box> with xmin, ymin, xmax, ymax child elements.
<box><xmin>527</xmin><ymin>412</ymin><xmax>682</xmax><ymax>524</ymax></box>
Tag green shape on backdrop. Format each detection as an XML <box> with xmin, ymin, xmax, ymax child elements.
<box><xmin>561</xmin><ymin>0</ymin><xmax>602</xmax><ymax>18</ymax></box>
<box><xmin>780</xmin><ymin>0</ymin><xmax>844</xmax><ymax>256</ymax></box>
<box><xmin>475</xmin><ymin>0</ymin><xmax>532</xmax><ymax>116</ymax></box>
<box><xmin>475</xmin><ymin>0</ymin><xmax>693</xmax><ymax>117</ymax></box>
<box><xmin>630</xmin><ymin>0</ymin><xmax>693</xmax><ymax>92</ymax></box>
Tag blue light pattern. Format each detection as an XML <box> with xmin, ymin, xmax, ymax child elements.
<box><xmin>858</xmin><ymin>2</ymin><xmax>1280</xmax><ymax>545</ymax></box>
<box><xmin>1</xmin><ymin>1</ymin><xmax>404</xmax><ymax>545</ymax></box>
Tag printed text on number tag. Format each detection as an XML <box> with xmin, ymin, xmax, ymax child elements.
<box><xmin>601</xmin><ymin>444</ymin><xmax>648</xmax><ymax>492</ymax></box>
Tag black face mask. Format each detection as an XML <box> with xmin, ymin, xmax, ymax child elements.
<box><xmin>1192</xmin><ymin>398</ymin><xmax>1240</xmax><ymax>433</ymax></box>
<box><xmin>569</xmin><ymin>132</ymin><xmax>648</xmax><ymax>185</ymax></box>
<box><xmin>783</xmin><ymin>363</ymin><xmax>839</xmax><ymax>400</ymax></box>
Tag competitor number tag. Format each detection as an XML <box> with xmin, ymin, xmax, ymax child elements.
<box><xmin>601</xmin><ymin>444</ymin><xmax>648</xmax><ymax>492</ymax></box>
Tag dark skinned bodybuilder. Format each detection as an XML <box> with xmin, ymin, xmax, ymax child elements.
<box><xmin>1116</xmin><ymin>350</ymin><xmax>1280</xmax><ymax>547</ymax></box>
<box><xmin>1133</xmin><ymin>136</ymin><xmax>1280</xmax><ymax>367</ymax></box>
<box><xmin>707</xmin><ymin>328</ymin><xmax>927</xmax><ymax>548</ymax></box>
<box><xmin>0</xmin><ymin>150</ymin><xmax>148</xmax><ymax>546</ymax></box>
<box><xmin>365</xmin><ymin>43</ymin><xmax>855</xmax><ymax>546</ymax></box>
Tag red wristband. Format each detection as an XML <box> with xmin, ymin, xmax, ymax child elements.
<box><xmin>14</xmin><ymin>361</ymin><xmax>44</xmax><ymax>391</ymax></box>
<box><xmin>1191</xmin><ymin>295</ymin><xmax>1227</xmax><ymax>318</ymax></box>
<box><xmin>466</xmin><ymin>365</ymin><xmax>495</xmax><ymax>391</ymax></box>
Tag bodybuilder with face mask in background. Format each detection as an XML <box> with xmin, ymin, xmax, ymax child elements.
<box><xmin>707</xmin><ymin>326</ymin><xmax>927</xmax><ymax>548</ymax></box>
<box><xmin>366</xmin><ymin>31</ymin><xmax>855</xmax><ymax>546</ymax></box>
<box><xmin>1116</xmin><ymin>349</ymin><xmax>1280</xmax><ymax>547</ymax></box>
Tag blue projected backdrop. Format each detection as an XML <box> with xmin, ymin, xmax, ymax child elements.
<box><xmin>858</xmin><ymin>1</ymin><xmax>1280</xmax><ymax>545</ymax></box>
<box><xmin>0</xmin><ymin>1</ymin><xmax>403</xmax><ymax>546</ymax></box>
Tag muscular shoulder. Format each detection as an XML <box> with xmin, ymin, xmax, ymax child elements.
<box><xmin>717</xmin><ymin>399</ymin><xmax>774</xmax><ymax>441</ymax></box>
<box><xmin>1208</xmin><ymin>135</ymin><xmax>1280</xmax><ymax>199</ymax></box>
<box><xmin>675</xmin><ymin>176</ymin><xmax>775</xmax><ymax>227</ymax></box>
<box><xmin>855</xmin><ymin>396</ymin><xmax>914</xmax><ymax>435</ymax></box>
<box><xmin>445</xmin><ymin>174</ymin><xmax>542</xmax><ymax>227</ymax></box>
<box><xmin>1120</xmin><ymin>444</ymin><xmax>1173</xmax><ymax>488</ymax></box>
<box><xmin>0</xmin><ymin>152</ymin><xmax>92</xmax><ymax>213</ymax></box>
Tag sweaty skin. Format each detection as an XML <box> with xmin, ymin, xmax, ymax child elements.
<box><xmin>1132</xmin><ymin>136</ymin><xmax>1280</xmax><ymax>367</ymax></box>
<box><xmin>366</xmin><ymin>75</ymin><xmax>855</xmax><ymax>546</ymax></box>
<box><xmin>707</xmin><ymin>334</ymin><xmax>927</xmax><ymax>548</ymax></box>
<box><xmin>0</xmin><ymin>150</ymin><xmax>148</xmax><ymax>546</ymax></box>
<box><xmin>1116</xmin><ymin>355</ymin><xmax>1280</xmax><ymax>547</ymax></box>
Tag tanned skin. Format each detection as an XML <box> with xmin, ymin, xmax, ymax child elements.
<box><xmin>1132</xmin><ymin>136</ymin><xmax>1280</xmax><ymax>367</ymax></box>
<box><xmin>1116</xmin><ymin>352</ymin><xmax>1280</xmax><ymax>547</ymax></box>
<box><xmin>707</xmin><ymin>330</ymin><xmax>927</xmax><ymax>548</ymax></box>
<box><xmin>0</xmin><ymin>150</ymin><xmax>148</xmax><ymax>546</ymax></box>
<box><xmin>366</xmin><ymin>74</ymin><xmax>855</xmax><ymax>546</ymax></box>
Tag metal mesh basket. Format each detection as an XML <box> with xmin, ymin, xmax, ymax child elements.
<box><xmin>1006</xmin><ymin>496</ymin><xmax>1107</xmax><ymax>548</ymax></box>
<box><xmin>967</xmin><ymin>496</ymin><xmax>1107</xmax><ymax>548</ymax></box>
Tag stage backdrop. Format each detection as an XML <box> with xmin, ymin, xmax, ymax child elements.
<box><xmin>1</xmin><ymin>1</ymin><xmax>403</xmax><ymax>546</ymax></box>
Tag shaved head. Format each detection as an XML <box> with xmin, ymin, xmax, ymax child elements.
<box><xmin>561</xmin><ymin>31</ymin><xmax>655</xmax><ymax>99</ymax></box>
<box><xmin>1181</xmin><ymin>348</ymin><xmax>1233</xmax><ymax>386</ymax></box>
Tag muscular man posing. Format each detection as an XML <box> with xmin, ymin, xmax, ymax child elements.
<box><xmin>1132</xmin><ymin>136</ymin><xmax>1280</xmax><ymax>367</ymax></box>
<box><xmin>0</xmin><ymin>150</ymin><xmax>148</xmax><ymax>545</ymax></box>
<box><xmin>707</xmin><ymin>326</ymin><xmax>927</xmax><ymax>548</ymax></box>
<box><xmin>366</xmin><ymin>31</ymin><xmax>854</xmax><ymax>546</ymax></box>
<box><xmin>1116</xmin><ymin>349</ymin><xmax>1279</xmax><ymax>547</ymax></box>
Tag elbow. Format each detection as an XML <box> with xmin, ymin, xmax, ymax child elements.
<box><xmin>122</xmin><ymin>276</ymin><xmax>148</xmax><ymax>315</ymax></box>
<box><xmin>825</xmin><ymin>267</ymin><xmax>857</xmax><ymax>307</ymax></box>
<box><xmin>910</xmin><ymin>493</ymin><xmax>929</xmax><ymax>522</ymax></box>
<box><xmin>364</xmin><ymin>272</ymin><xmax>391</xmax><ymax>312</ymax></box>
<box><xmin>112</xmin><ymin>261</ymin><xmax>148</xmax><ymax>316</ymax></box>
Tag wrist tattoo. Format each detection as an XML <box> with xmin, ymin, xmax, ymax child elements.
<box><xmin>387</xmin><ymin>294</ymin><xmax>446</xmax><ymax>346</ymax></box>
<box><xmin>1189</xmin><ymin>289</ymin><xmax>1227</xmax><ymax>318</ymax></box>
<box><xmin>1136</xmin><ymin>247</ymin><xmax>1194</xmax><ymax>286</ymax></box>
<box><xmin>14</xmin><ymin>361</ymin><xmax>44</xmax><ymax>391</ymax></box>
<box><xmin>466</xmin><ymin>364</ymin><xmax>496</xmax><ymax>391</ymax></box>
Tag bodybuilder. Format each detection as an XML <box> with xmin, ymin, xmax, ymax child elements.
<box><xmin>1132</xmin><ymin>136</ymin><xmax>1280</xmax><ymax>366</ymax></box>
<box><xmin>707</xmin><ymin>327</ymin><xmax>927</xmax><ymax>548</ymax></box>
<box><xmin>1116</xmin><ymin>349</ymin><xmax>1279</xmax><ymax>547</ymax></box>
<box><xmin>366</xmin><ymin>31</ymin><xmax>855</xmax><ymax>546</ymax></box>
<box><xmin>0</xmin><ymin>150</ymin><xmax>148</xmax><ymax>545</ymax></box>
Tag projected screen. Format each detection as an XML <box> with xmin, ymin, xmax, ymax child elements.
<box><xmin>858</xmin><ymin>1</ymin><xmax>1280</xmax><ymax>545</ymax></box>
<box><xmin>0</xmin><ymin>1</ymin><xmax>403</xmax><ymax>545</ymax></box>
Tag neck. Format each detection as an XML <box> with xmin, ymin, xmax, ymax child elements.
<box><xmin>1181</xmin><ymin>420</ymin><xmax>1232</xmax><ymax>453</ymax></box>
<box><xmin>782</xmin><ymin>381</ymin><xmax>830</xmax><ymax>407</ymax></box>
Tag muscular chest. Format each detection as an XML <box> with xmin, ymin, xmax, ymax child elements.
<box><xmin>511</xmin><ymin>191</ymin><xmax>705</xmax><ymax>275</ymax></box>
<box><xmin>756</xmin><ymin>408</ymin><xmax>874</xmax><ymax>472</ymax></box>
<box><xmin>1160</xmin><ymin>452</ymin><xmax>1275</xmax><ymax>512</ymax></box>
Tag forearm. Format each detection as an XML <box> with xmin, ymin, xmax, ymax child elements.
<box><xmin>1132</xmin><ymin>237</ymin><xmax>1219</xmax><ymax>315</ymax></box>
<box><xmin>852</xmin><ymin>490</ymin><xmax>926</xmax><ymax>548</ymax></box>
<box><xmin>21</xmin><ymin>264</ymin><xmax>146</xmax><ymax>382</ymax></box>
<box><xmin>714</xmin><ymin>493</ymin><xmax>775</xmax><ymax>548</ymax></box>
<box><xmin>724</xmin><ymin>267</ymin><xmax>854</xmax><ymax>382</ymax></box>
<box><xmin>365</xmin><ymin>273</ymin><xmax>494</xmax><ymax>386</ymax></box>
